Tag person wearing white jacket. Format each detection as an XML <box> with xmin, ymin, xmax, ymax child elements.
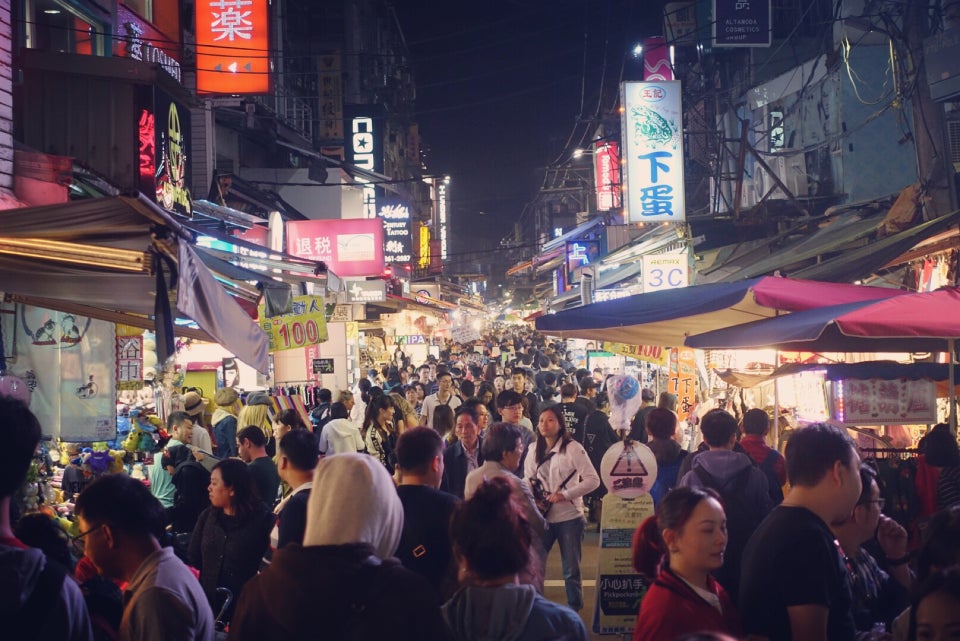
<box><xmin>523</xmin><ymin>403</ymin><xmax>600</xmax><ymax>611</ymax></box>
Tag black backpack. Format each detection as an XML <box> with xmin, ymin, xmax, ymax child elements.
<box><xmin>694</xmin><ymin>464</ymin><xmax>764</xmax><ymax>596</ymax></box>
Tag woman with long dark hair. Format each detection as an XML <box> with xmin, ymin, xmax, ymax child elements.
<box><xmin>476</xmin><ymin>381</ymin><xmax>500</xmax><ymax>422</ymax></box>
<box><xmin>189</xmin><ymin>458</ymin><xmax>274</xmax><ymax>623</ymax></box>
<box><xmin>443</xmin><ymin>476</ymin><xmax>587</xmax><ymax>641</ymax></box>
<box><xmin>362</xmin><ymin>394</ymin><xmax>397</xmax><ymax>474</ymax></box>
<box><xmin>631</xmin><ymin>486</ymin><xmax>739</xmax><ymax>641</ymax></box>
<box><xmin>522</xmin><ymin>403</ymin><xmax>599</xmax><ymax>612</ymax></box>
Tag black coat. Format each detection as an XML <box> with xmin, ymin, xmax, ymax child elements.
<box><xmin>188</xmin><ymin>505</ymin><xmax>275</xmax><ymax>621</ymax></box>
<box><xmin>440</xmin><ymin>438</ymin><xmax>484</xmax><ymax>499</ymax></box>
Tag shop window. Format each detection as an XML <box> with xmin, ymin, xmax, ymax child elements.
<box><xmin>123</xmin><ymin>0</ymin><xmax>152</xmax><ymax>21</ymax></box>
<box><xmin>24</xmin><ymin>0</ymin><xmax>106</xmax><ymax>56</ymax></box>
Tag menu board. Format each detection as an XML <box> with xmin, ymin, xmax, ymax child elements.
<box><xmin>831</xmin><ymin>378</ymin><xmax>937</xmax><ymax>425</ymax></box>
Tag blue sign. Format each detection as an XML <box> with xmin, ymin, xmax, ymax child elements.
<box><xmin>565</xmin><ymin>240</ymin><xmax>601</xmax><ymax>286</ymax></box>
<box><xmin>713</xmin><ymin>0</ymin><xmax>771</xmax><ymax>47</ymax></box>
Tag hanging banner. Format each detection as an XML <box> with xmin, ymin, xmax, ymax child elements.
<box><xmin>594</xmin><ymin>142</ymin><xmax>621</xmax><ymax>211</ymax></box>
<box><xmin>642</xmin><ymin>36</ymin><xmax>673</xmax><ymax>81</ymax></box>
<box><xmin>4</xmin><ymin>305</ymin><xmax>116</xmax><ymax>442</ymax></box>
<box><xmin>621</xmin><ymin>81</ymin><xmax>685</xmax><ymax>222</ymax></box>
<box><xmin>116</xmin><ymin>336</ymin><xmax>144</xmax><ymax>391</ymax></box>
<box><xmin>258</xmin><ymin>295</ymin><xmax>328</xmax><ymax>353</ymax></box>
<box><xmin>601</xmin><ymin>342</ymin><xmax>668</xmax><ymax>367</ymax></box>
<box><xmin>668</xmin><ymin>347</ymin><xmax>697</xmax><ymax>421</ymax></box>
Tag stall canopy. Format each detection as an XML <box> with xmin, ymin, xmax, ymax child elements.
<box><xmin>0</xmin><ymin>194</ymin><xmax>270</xmax><ymax>372</ymax></box>
<box><xmin>685</xmin><ymin>287</ymin><xmax>960</xmax><ymax>353</ymax></box>
<box><xmin>535</xmin><ymin>276</ymin><xmax>906</xmax><ymax>347</ymax></box>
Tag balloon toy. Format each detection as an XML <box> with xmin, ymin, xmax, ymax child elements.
<box><xmin>606</xmin><ymin>374</ymin><xmax>643</xmax><ymax>434</ymax></box>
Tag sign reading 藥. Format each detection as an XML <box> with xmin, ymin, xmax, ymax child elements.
<box><xmin>196</xmin><ymin>0</ymin><xmax>270</xmax><ymax>94</ymax></box>
<box><xmin>621</xmin><ymin>81</ymin><xmax>685</xmax><ymax>222</ymax></box>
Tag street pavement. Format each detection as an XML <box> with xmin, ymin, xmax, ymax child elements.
<box><xmin>543</xmin><ymin>526</ymin><xmax>630</xmax><ymax>641</ymax></box>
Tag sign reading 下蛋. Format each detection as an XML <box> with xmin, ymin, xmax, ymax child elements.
<box><xmin>621</xmin><ymin>81</ymin><xmax>685</xmax><ymax>223</ymax></box>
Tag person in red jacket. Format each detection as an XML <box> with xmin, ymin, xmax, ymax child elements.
<box><xmin>631</xmin><ymin>486</ymin><xmax>740</xmax><ymax>641</ymax></box>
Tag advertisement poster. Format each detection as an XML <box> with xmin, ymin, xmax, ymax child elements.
<box><xmin>258</xmin><ymin>295</ymin><xmax>328</xmax><ymax>353</ymax></box>
<box><xmin>668</xmin><ymin>347</ymin><xmax>697</xmax><ymax>422</ymax></box>
<box><xmin>4</xmin><ymin>305</ymin><xmax>116</xmax><ymax>442</ymax></box>
<box><xmin>594</xmin><ymin>493</ymin><xmax>655</xmax><ymax>634</ymax></box>
<box><xmin>286</xmin><ymin>218</ymin><xmax>385</xmax><ymax>278</ymax></box>
<box><xmin>831</xmin><ymin>378</ymin><xmax>937</xmax><ymax>425</ymax></box>
<box><xmin>601</xmin><ymin>341</ymin><xmax>668</xmax><ymax>367</ymax></box>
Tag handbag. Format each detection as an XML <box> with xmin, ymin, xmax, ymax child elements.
<box><xmin>529</xmin><ymin>453</ymin><xmax>578</xmax><ymax>518</ymax></box>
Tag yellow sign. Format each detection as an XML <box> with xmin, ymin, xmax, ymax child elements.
<box><xmin>418</xmin><ymin>225</ymin><xmax>431</xmax><ymax>269</ymax></box>
<box><xmin>601</xmin><ymin>341</ymin><xmax>668</xmax><ymax>366</ymax></box>
<box><xmin>668</xmin><ymin>347</ymin><xmax>696</xmax><ymax>422</ymax></box>
<box><xmin>346</xmin><ymin>321</ymin><xmax>359</xmax><ymax>340</ymax></box>
<box><xmin>258</xmin><ymin>295</ymin><xmax>328</xmax><ymax>353</ymax></box>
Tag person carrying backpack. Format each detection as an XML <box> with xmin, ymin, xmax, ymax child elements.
<box><xmin>679</xmin><ymin>409</ymin><xmax>774</xmax><ymax>598</ymax></box>
<box><xmin>309</xmin><ymin>388</ymin><xmax>333</xmax><ymax>432</ymax></box>
<box><xmin>739</xmin><ymin>408</ymin><xmax>785</xmax><ymax>504</ymax></box>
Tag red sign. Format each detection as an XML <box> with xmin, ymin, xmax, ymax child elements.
<box><xmin>643</xmin><ymin>36</ymin><xmax>673</xmax><ymax>81</ymax></box>
<box><xmin>233</xmin><ymin>225</ymin><xmax>269</xmax><ymax>246</ymax></box>
<box><xmin>196</xmin><ymin>0</ymin><xmax>270</xmax><ymax>94</ymax></box>
<box><xmin>594</xmin><ymin>142</ymin><xmax>621</xmax><ymax>211</ymax></box>
<box><xmin>286</xmin><ymin>219</ymin><xmax>384</xmax><ymax>278</ymax></box>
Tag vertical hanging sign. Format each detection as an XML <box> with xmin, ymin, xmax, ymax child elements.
<box><xmin>196</xmin><ymin>0</ymin><xmax>270</xmax><ymax>94</ymax></box>
<box><xmin>594</xmin><ymin>142</ymin><xmax>621</xmax><ymax>211</ymax></box>
<box><xmin>621</xmin><ymin>81</ymin><xmax>685</xmax><ymax>223</ymax></box>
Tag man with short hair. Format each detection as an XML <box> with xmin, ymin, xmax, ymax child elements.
<box><xmin>237</xmin><ymin>425</ymin><xmax>281</xmax><ymax>508</ymax></box>
<box><xmin>679</xmin><ymin>408</ymin><xmax>772</xmax><ymax>597</ymax></box>
<box><xmin>740</xmin><ymin>408</ymin><xmax>786</xmax><ymax>503</ymax></box>
<box><xmin>1</xmin><ymin>397</ymin><xmax>93</xmax><ymax>641</ymax></box>
<box><xmin>149</xmin><ymin>412</ymin><xmax>190</xmax><ymax>508</ymax></box>
<box><xmin>395</xmin><ymin>427</ymin><xmax>459</xmax><ymax>599</ymax></box>
<box><xmin>558</xmin><ymin>383</ymin><xmax>589</xmax><ymax>444</ymax></box>
<box><xmin>628</xmin><ymin>387</ymin><xmax>656</xmax><ymax>443</ymax></box>
<box><xmin>512</xmin><ymin>368</ymin><xmax>539</xmax><ymax>427</ymax></box>
<box><xmin>740</xmin><ymin>423</ymin><xmax>863</xmax><ymax>641</ymax></box>
<box><xmin>497</xmin><ymin>389</ymin><xmax>535</xmax><ymax>473</ymax></box>
<box><xmin>420</xmin><ymin>370</ymin><xmax>461</xmax><ymax>430</ymax></box>
<box><xmin>76</xmin><ymin>474</ymin><xmax>214</xmax><ymax>641</ymax></box>
<box><xmin>272</xmin><ymin>429</ymin><xmax>319</xmax><ymax>552</ymax></box>
<box><xmin>440</xmin><ymin>405</ymin><xmax>484</xmax><ymax>499</ymax></box>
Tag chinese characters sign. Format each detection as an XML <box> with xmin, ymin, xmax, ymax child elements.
<box><xmin>713</xmin><ymin>0</ymin><xmax>772</xmax><ymax>47</ymax></box>
<box><xmin>378</xmin><ymin>200</ymin><xmax>413</xmax><ymax>264</ymax></box>
<box><xmin>596</xmin><ymin>494</ymin><xmax>654</xmax><ymax>633</ymax></box>
<box><xmin>318</xmin><ymin>52</ymin><xmax>344</xmax><ymax>143</ymax></box>
<box><xmin>196</xmin><ymin>0</ymin><xmax>270</xmax><ymax>94</ymax></box>
<box><xmin>116</xmin><ymin>336</ymin><xmax>143</xmax><ymax>391</ymax></box>
<box><xmin>565</xmin><ymin>240</ymin><xmax>600</xmax><ymax>286</ymax></box>
<box><xmin>668</xmin><ymin>347</ymin><xmax>696</xmax><ymax>421</ymax></box>
<box><xmin>594</xmin><ymin>142</ymin><xmax>621</xmax><ymax>211</ymax></box>
<box><xmin>621</xmin><ymin>81</ymin><xmax>685</xmax><ymax>222</ymax></box>
<box><xmin>258</xmin><ymin>295</ymin><xmax>328</xmax><ymax>353</ymax></box>
<box><xmin>831</xmin><ymin>378</ymin><xmax>937</xmax><ymax>425</ymax></box>
<box><xmin>286</xmin><ymin>218</ymin><xmax>384</xmax><ymax>278</ymax></box>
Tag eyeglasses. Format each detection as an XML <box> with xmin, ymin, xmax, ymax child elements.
<box><xmin>71</xmin><ymin>523</ymin><xmax>103</xmax><ymax>555</ymax></box>
<box><xmin>501</xmin><ymin>404</ymin><xmax>523</xmax><ymax>411</ymax></box>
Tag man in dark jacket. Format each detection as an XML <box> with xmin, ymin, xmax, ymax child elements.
<box><xmin>441</xmin><ymin>405</ymin><xmax>484</xmax><ymax>499</ymax></box>
<box><xmin>164</xmin><ymin>445</ymin><xmax>211</xmax><ymax>540</ymax></box>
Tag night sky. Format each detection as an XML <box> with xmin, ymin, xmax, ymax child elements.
<box><xmin>395</xmin><ymin>0</ymin><xmax>664</xmax><ymax>273</ymax></box>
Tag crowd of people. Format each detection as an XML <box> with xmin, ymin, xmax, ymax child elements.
<box><xmin>4</xmin><ymin>327</ymin><xmax>960</xmax><ymax>641</ymax></box>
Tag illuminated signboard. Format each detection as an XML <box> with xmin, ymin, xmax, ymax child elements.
<box><xmin>346</xmin><ymin>105</ymin><xmax>384</xmax><ymax>219</ymax></box>
<box><xmin>418</xmin><ymin>225</ymin><xmax>431</xmax><ymax>269</ymax></box>
<box><xmin>286</xmin><ymin>218</ymin><xmax>384</xmax><ymax>278</ymax></box>
<box><xmin>138</xmin><ymin>88</ymin><xmax>191</xmax><ymax>216</ymax></box>
<box><xmin>378</xmin><ymin>199</ymin><xmax>412</xmax><ymax>264</ymax></box>
<box><xmin>196</xmin><ymin>0</ymin><xmax>270</xmax><ymax>94</ymax></box>
<box><xmin>594</xmin><ymin>142</ymin><xmax>621</xmax><ymax>211</ymax></box>
<box><xmin>642</xmin><ymin>251</ymin><xmax>689</xmax><ymax>293</ymax></box>
<box><xmin>437</xmin><ymin>181</ymin><xmax>449</xmax><ymax>260</ymax></box>
<box><xmin>565</xmin><ymin>240</ymin><xmax>601</xmax><ymax>285</ymax></box>
<box><xmin>621</xmin><ymin>81</ymin><xmax>685</xmax><ymax>222</ymax></box>
<box><xmin>713</xmin><ymin>0</ymin><xmax>772</xmax><ymax>47</ymax></box>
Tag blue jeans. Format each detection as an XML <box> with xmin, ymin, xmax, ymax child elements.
<box><xmin>542</xmin><ymin>516</ymin><xmax>585</xmax><ymax>610</ymax></box>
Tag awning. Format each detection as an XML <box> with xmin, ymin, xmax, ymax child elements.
<box><xmin>0</xmin><ymin>194</ymin><xmax>270</xmax><ymax>372</ymax></box>
<box><xmin>541</xmin><ymin>218</ymin><xmax>604</xmax><ymax>253</ymax></box>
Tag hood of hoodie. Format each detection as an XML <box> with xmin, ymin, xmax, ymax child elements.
<box><xmin>442</xmin><ymin>584</ymin><xmax>537</xmax><ymax>641</ymax></box>
<box><xmin>0</xmin><ymin>545</ymin><xmax>46</xmax><ymax>614</ymax></box>
<box><xmin>691</xmin><ymin>449</ymin><xmax>755</xmax><ymax>481</ymax></box>
<box><xmin>648</xmin><ymin>438</ymin><xmax>684</xmax><ymax>465</ymax></box>
<box><xmin>211</xmin><ymin>408</ymin><xmax>235</xmax><ymax>426</ymax></box>
<box><xmin>302</xmin><ymin>453</ymin><xmax>403</xmax><ymax>558</ymax></box>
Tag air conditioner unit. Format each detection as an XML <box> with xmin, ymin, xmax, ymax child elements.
<box><xmin>770</xmin><ymin>150</ymin><xmax>809</xmax><ymax>198</ymax></box>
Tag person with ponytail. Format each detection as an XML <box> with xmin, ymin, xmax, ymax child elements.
<box><xmin>443</xmin><ymin>476</ymin><xmax>587</xmax><ymax>641</ymax></box>
<box><xmin>631</xmin><ymin>486</ymin><xmax>740</xmax><ymax>641</ymax></box>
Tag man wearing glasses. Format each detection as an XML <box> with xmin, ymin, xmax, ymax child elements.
<box><xmin>1</xmin><ymin>396</ymin><xmax>93</xmax><ymax>640</ymax></box>
<box><xmin>829</xmin><ymin>465</ymin><xmax>911</xmax><ymax>633</ymax></box>
<box><xmin>496</xmin><ymin>389</ymin><xmax>534</xmax><ymax>474</ymax></box>
<box><xmin>75</xmin><ymin>473</ymin><xmax>215</xmax><ymax>640</ymax></box>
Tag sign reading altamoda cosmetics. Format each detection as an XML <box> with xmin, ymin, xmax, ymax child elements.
<box><xmin>286</xmin><ymin>219</ymin><xmax>384</xmax><ymax>278</ymax></box>
<box><xmin>196</xmin><ymin>0</ymin><xmax>270</xmax><ymax>94</ymax></box>
<box><xmin>138</xmin><ymin>87</ymin><xmax>191</xmax><ymax>216</ymax></box>
<box><xmin>713</xmin><ymin>0</ymin><xmax>772</xmax><ymax>47</ymax></box>
<box><xmin>621</xmin><ymin>81</ymin><xmax>685</xmax><ymax>223</ymax></box>
<box><xmin>378</xmin><ymin>199</ymin><xmax>413</xmax><ymax>264</ymax></box>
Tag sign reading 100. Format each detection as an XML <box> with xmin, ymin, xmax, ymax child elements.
<box><xmin>275</xmin><ymin>319</ymin><xmax>323</xmax><ymax>349</ymax></box>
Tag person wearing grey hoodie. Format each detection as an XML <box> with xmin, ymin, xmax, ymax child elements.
<box><xmin>444</xmin><ymin>476</ymin><xmax>587</xmax><ymax>641</ymax></box>
<box><xmin>226</xmin><ymin>453</ymin><xmax>447</xmax><ymax>641</ymax></box>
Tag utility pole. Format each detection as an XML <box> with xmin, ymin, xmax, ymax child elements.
<box><xmin>905</xmin><ymin>0</ymin><xmax>958</xmax><ymax>219</ymax></box>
